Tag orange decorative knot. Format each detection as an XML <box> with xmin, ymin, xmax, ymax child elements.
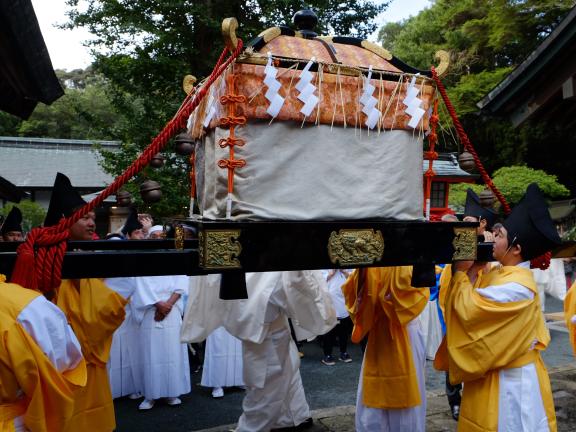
<box><xmin>219</xmin><ymin>136</ymin><xmax>246</xmax><ymax>148</ymax></box>
<box><xmin>219</xmin><ymin>115</ymin><xmax>247</xmax><ymax>127</ymax></box>
<box><xmin>218</xmin><ymin>72</ymin><xmax>247</xmax><ymax>212</ymax></box>
<box><xmin>218</xmin><ymin>159</ymin><xmax>246</xmax><ymax>169</ymax></box>
<box><xmin>220</xmin><ymin>94</ymin><xmax>247</xmax><ymax>104</ymax></box>
<box><xmin>424</xmin><ymin>150</ymin><xmax>438</xmax><ymax>160</ymax></box>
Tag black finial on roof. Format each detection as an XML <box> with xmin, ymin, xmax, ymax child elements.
<box><xmin>293</xmin><ymin>8</ymin><xmax>318</xmax><ymax>39</ymax></box>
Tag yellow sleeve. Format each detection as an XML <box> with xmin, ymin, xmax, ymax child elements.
<box><xmin>445</xmin><ymin>271</ymin><xmax>542</xmax><ymax>383</ymax></box>
<box><xmin>57</xmin><ymin>279</ymin><xmax>127</xmax><ymax>366</ymax></box>
<box><xmin>378</xmin><ymin>266</ymin><xmax>429</xmax><ymax>326</ymax></box>
<box><xmin>7</xmin><ymin>323</ymin><xmax>87</xmax><ymax>432</ymax></box>
<box><xmin>565</xmin><ymin>281</ymin><xmax>576</xmax><ymax>356</ymax></box>
<box><xmin>342</xmin><ymin>269</ymin><xmax>379</xmax><ymax>343</ymax></box>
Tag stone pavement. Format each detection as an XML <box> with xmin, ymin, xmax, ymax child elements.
<box><xmin>196</xmin><ymin>363</ymin><xmax>576</xmax><ymax>432</ymax></box>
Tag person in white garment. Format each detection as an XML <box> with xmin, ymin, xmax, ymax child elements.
<box><xmin>130</xmin><ymin>275</ymin><xmax>191</xmax><ymax>410</ymax></box>
<box><xmin>201</xmin><ymin>326</ymin><xmax>244</xmax><ymax>398</ymax></box>
<box><xmin>105</xmin><ymin>213</ymin><xmax>145</xmax><ymax>400</ymax></box>
<box><xmin>181</xmin><ymin>271</ymin><xmax>337</xmax><ymax>432</ymax></box>
<box><xmin>147</xmin><ymin>225</ymin><xmax>165</xmax><ymax>239</ymax></box>
<box><xmin>0</xmin><ymin>280</ymin><xmax>87</xmax><ymax>432</ymax></box>
<box><xmin>342</xmin><ymin>267</ymin><xmax>429</xmax><ymax>432</ymax></box>
<box><xmin>105</xmin><ymin>276</ymin><xmax>142</xmax><ymax>400</ymax></box>
<box><xmin>320</xmin><ymin>269</ymin><xmax>353</xmax><ymax>365</ymax></box>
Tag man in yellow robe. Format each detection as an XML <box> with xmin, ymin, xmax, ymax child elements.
<box><xmin>44</xmin><ymin>173</ymin><xmax>128</xmax><ymax>432</ymax></box>
<box><xmin>0</xmin><ymin>280</ymin><xmax>87</xmax><ymax>432</ymax></box>
<box><xmin>342</xmin><ymin>266</ymin><xmax>429</xmax><ymax>432</ymax></box>
<box><xmin>445</xmin><ymin>183</ymin><xmax>560</xmax><ymax>432</ymax></box>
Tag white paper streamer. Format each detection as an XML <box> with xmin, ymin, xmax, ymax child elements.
<box><xmin>359</xmin><ymin>66</ymin><xmax>381</xmax><ymax>129</ymax></box>
<box><xmin>403</xmin><ymin>74</ymin><xmax>425</xmax><ymax>129</ymax></box>
<box><xmin>296</xmin><ymin>58</ymin><xmax>319</xmax><ymax>117</ymax></box>
<box><xmin>202</xmin><ymin>94</ymin><xmax>217</xmax><ymax>127</ymax></box>
<box><xmin>263</xmin><ymin>52</ymin><xmax>285</xmax><ymax>118</ymax></box>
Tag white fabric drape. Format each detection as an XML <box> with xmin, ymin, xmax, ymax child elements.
<box><xmin>196</xmin><ymin>123</ymin><xmax>424</xmax><ymax>221</ymax></box>
<box><xmin>201</xmin><ymin>326</ymin><xmax>244</xmax><ymax>389</ymax></box>
<box><xmin>17</xmin><ymin>295</ymin><xmax>83</xmax><ymax>373</ymax></box>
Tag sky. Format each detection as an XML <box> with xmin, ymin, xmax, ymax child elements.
<box><xmin>31</xmin><ymin>0</ymin><xmax>431</xmax><ymax>71</ymax></box>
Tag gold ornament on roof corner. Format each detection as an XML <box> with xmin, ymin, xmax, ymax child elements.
<box><xmin>222</xmin><ymin>17</ymin><xmax>239</xmax><ymax>51</ymax></box>
<box><xmin>458</xmin><ymin>151</ymin><xmax>476</xmax><ymax>173</ymax></box>
<box><xmin>182</xmin><ymin>75</ymin><xmax>197</xmax><ymax>95</ymax></box>
<box><xmin>434</xmin><ymin>50</ymin><xmax>450</xmax><ymax>78</ymax></box>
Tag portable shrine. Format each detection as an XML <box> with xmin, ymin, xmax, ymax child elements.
<box><xmin>4</xmin><ymin>10</ymin><xmax>546</xmax><ymax>294</ymax></box>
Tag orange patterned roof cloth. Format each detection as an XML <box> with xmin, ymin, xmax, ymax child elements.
<box><xmin>262</xmin><ymin>36</ymin><xmax>402</xmax><ymax>73</ymax></box>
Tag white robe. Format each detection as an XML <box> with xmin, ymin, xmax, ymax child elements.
<box><xmin>132</xmin><ymin>275</ymin><xmax>191</xmax><ymax>400</ymax></box>
<box><xmin>105</xmin><ymin>277</ymin><xmax>142</xmax><ymax>398</ymax></box>
<box><xmin>419</xmin><ymin>299</ymin><xmax>443</xmax><ymax>361</ymax></box>
<box><xmin>322</xmin><ymin>270</ymin><xmax>349</xmax><ymax>319</ymax></box>
<box><xmin>475</xmin><ymin>263</ymin><xmax>550</xmax><ymax>432</ymax></box>
<box><xmin>13</xmin><ymin>294</ymin><xmax>84</xmax><ymax>431</ymax></box>
<box><xmin>201</xmin><ymin>326</ymin><xmax>244</xmax><ymax>389</ymax></box>
<box><xmin>181</xmin><ymin>271</ymin><xmax>337</xmax><ymax>431</ymax></box>
<box><xmin>355</xmin><ymin>317</ymin><xmax>427</xmax><ymax>432</ymax></box>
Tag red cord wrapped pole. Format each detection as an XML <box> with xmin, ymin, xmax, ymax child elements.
<box><xmin>11</xmin><ymin>40</ymin><xmax>244</xmax><ymax>292</ymax></box>
<box><xmin>431</xmin><ymin>66</ymin><xmax>551</xmax><ymax>270</ymax></box>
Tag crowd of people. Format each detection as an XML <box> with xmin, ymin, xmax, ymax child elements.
<box><xmin>1</xmin><ymin>174</ymin><xmax>576</xmax><ymax>432</ymax></box>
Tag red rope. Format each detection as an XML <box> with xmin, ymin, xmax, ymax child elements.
<box><xmin>11</xmin><ymin>40</ymin><xmax>244</xmax><ymax>292</ymax></box>
<box><xmin>431</xmin><ymin>67</ymin><xmax>551</xmax><ymax>269</ymax></box>
<box><xmin>430</xmin><ymin>67</ymin><xmax>511</xmax><ymax>215</ymax></box>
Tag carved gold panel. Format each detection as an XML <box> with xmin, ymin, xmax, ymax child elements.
<box><xmin>452</xmin><ymin>227</ymin><xmax>477</xmax><ymax>261</ymax></box>
<box><xmin>328</xmin><ymin>229</ymin><xmax>384</xmax><ymax>266</ymax></box>
<box><xmin>199</xmin><ymin>229</ymin><xmax>242</xmax><ymax>270</ymax></box>
<box><xmin>174</xmin><ymin>225</ymin><xmax>184</xmax><ymax>250</ymax></box>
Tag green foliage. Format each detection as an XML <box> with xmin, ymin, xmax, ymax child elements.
<box><xmin>563</xmin><ymin>225</ymin><xmax>576</xmax><ymax>241</ymax></box>
<box><xmin>492</xmin><ymin>166</ymin><xmax>570</xmax><ymax>205</ymax></box>
<box><xmin>447</xmin><ymin>67</ymin><xmax>512</xmax><ymax>115</ymax></box>
<box><xmin>448</xmin><ymin>166</ymin><xmax>570</xmax><ymax>210</ymax></box>
<box><xmin>0</xmin><ymin>69</ymin><xmax>127</xmax><ymax>141</ymax></box>
<box><xmin>18</xmin><ymin>76</ymin><xmax>125</xmax><ymax>140</ymax></box>
<box><xmin>1</xmin><ymin>201</ymin><xmax>46</xmax><ymax>232</ymax></box>
<box><xmin>448</xmin><ymin>183</ymin><xmax>484</xmax><ymax>212</ymax></box>
<box><xmin>0</xmin><ymin>111</ymin><xmax>21</xmax><ymax>137</ymax></box>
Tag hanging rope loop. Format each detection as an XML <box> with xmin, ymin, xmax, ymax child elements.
<box><xmin>11</xmin><ymin>40</ymin><xmax>244</xmax><ymax>292</ymax></box>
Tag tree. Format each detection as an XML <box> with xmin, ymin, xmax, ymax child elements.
<box><xmin>0</xmin><ymin>68</ymin><xmax>128</xmax><ymax>141</ymax></box>
<box><xmin>63</xmin><ymin>0</ymin><xmax>389</xmax><ymax>217</ymax></box>
<box><xmin>0</xmin><ymin>201</ymin><xmax>46</xmax><ymax>232</ymax></box>
<box><xmin>448</xmin><ymin>165</ymin><xmax>570</xmax><ymax>210</ymax></box>
<box><xmin>377</xmin><ymin>0</ymin><xmax>576</xmax><ymax>196</ymax></box>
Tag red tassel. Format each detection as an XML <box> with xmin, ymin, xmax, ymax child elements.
<box><xmin>10</xmin><ymin>241</ymin><xmax>39</xmax><ymax>290</ymax></box>
<box><xmin>10</xmin><ymin>227</ymin><xmax>69</xmax><ymax>293</ymax></box>
<box><xmin>530</xmin><ymin>251</ymin><xmax>551</xmax><ymax>270</ymax></box>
